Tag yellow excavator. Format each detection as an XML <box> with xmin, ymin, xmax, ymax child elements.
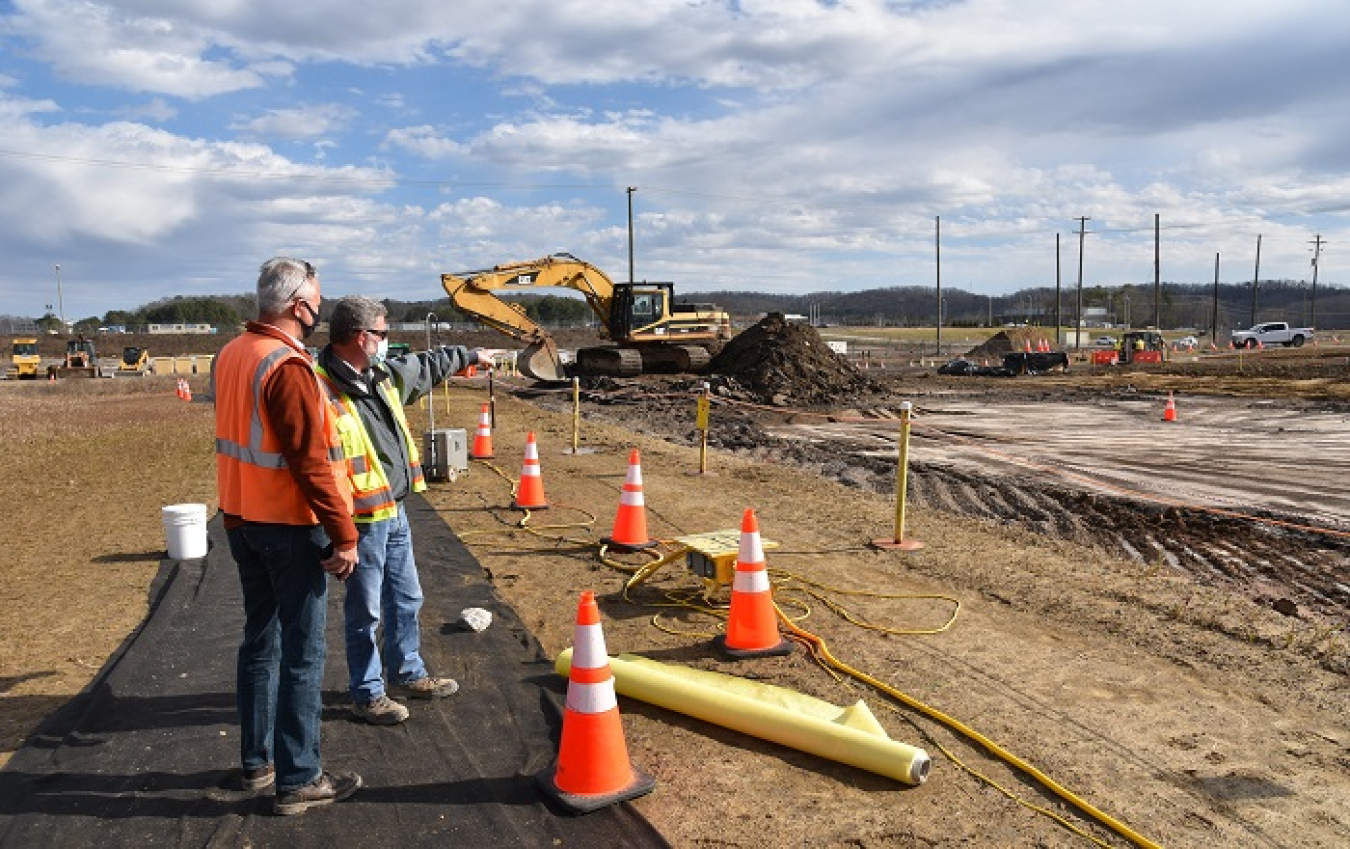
<box><xmin>441</xmin><ymin>253</ymin><xmax>733</xmax><ymax>381</ymax></box>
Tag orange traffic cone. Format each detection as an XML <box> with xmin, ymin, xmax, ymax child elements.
<box><xmin>470</xmin><ymin>403</ymin><xmax>494</xmax><ymax>459</ymax></box>
<box><xmin>1162</xmin><ymin>391</ymin><xmax>1177</xmax><ymax>422</ymax></box>
<box><xmin>713</xmin><ymin>509</ymin><xmax>794</xmax><ymax>660</ymax></box>
<box><xmin>512</xmin><ymin>431</ymin><xmax>549</xmax><ymax>510</ymax></box>
<box><xmin>536</xmin><ymin>591</ymin><xmax>654</xmax><ymax>813</ymax></box>
<box><xmin>602</xmin><ymin>449</ymin><xmax>654</xmax><ymax>551</ymax></box>
<box><xmin>181</xmin><ymin>379</ymin><xmax>192</xmax><ymax>402</ymax></box>
<box><xmin>175</xmin><ymin>378</ymin><xmax>185</xmax><ymax>400</ymax></box>
<box><xmin>1024</xmin><ymin>339</ymin><xmax>1032</xmax><ymax>352</ymax></box>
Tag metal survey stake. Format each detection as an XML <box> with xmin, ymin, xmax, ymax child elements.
<box><xmin>873</xmin><ymin>401</ymin><xmax>923</xmax><ymax>551</ymax></box>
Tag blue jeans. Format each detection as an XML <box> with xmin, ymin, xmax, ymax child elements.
<box><xmin>345</xmin><ymin>503</ymin><xmax>428</xmax><ymax>704</ymax></box>
<box><xmin>227</xmin><ymin>522</ymin><xmax>330</xmax><ymax>793</ymax></box>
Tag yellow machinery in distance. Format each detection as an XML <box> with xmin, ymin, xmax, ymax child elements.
<box><xmin>9</xmin><ymin>337</ymin><xmax>41</xmax><ymax>379</ymax></box>
<box><xmin>49</xmin><ymin>336</ymin><xmax>100</xmax><ymax>378</ymax></box>
<box><xmin>118</xmin><ymin>345</ymin><xmax>150</xmax><ymax>375</ymax></box>
<box><xmin>441</xmin><ymin>253</ymin><xmax>733</xmax><ymax>381</ymax></box>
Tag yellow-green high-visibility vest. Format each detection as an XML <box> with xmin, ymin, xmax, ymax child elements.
<box><xmin>315</xmin><ymin>366</ymin><xmax>426</xmax><ymax>523</ymax></box>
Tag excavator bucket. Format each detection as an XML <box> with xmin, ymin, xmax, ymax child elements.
<box><xmin>518</xmin><ymin>336</ymin><xmax>567</xmax><ymax>382</ymax></box>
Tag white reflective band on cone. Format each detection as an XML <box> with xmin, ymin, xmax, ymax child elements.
<box><xmin>620</xmin><ymin>490</ymin><xmax>644</xmax><ymax>507</ymax></box>
<box><xmin>739</xmin><ymin>535</ymin><xmax>764</xmax><ymax>563</ymax></box>
<box><xmin>566</xmin><ymin>680</ymin><xmax>618</xmax><ymax>714</ymax></box>
<box><xmin>572</xmin><ymin>622</ymin><xmax>609</xmax><ymax>668</ymax></box>
<box><xmin>732</xmin><ymin>569</ymin><xmax>771</xmax><ymax>593</ymax></box>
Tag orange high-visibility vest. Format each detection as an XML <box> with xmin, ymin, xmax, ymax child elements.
<box><xmin>215</xmin><ymin>329</ymin><xmax>352</xmax><ymax>524</ymax></box>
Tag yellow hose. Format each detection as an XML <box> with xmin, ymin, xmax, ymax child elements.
<box><xmin>777</xmin><ymin>609</ymin><xmax>1163</xmax><ymax>849</ymax></box>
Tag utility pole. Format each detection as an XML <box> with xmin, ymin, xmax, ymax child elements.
<box><xmin>1211</xmin><ymin>253</ymin><xmax>1220</xmax><ymax>345</ymax></box>
<box><xmin>626</xmin><ymin>187</ymin><xmax>636</xmax><ymax>285</ymax></box>
<box><xmin>1074</xmin><ymin>216</ymin><xmax>1089</xmax><ymax>352</ymax></box>
<box><xmin>1153</xmin><ymin>213</ymin><xmax>1161</xmax><ymax>331</ymax></box>
<box><xmin>54</xmin><ymin>264</ymin><xmax>65</xmax><ymax>333</ymax></box>
<box><xmin>1250</xmin><ymin>233</ymin><xmax>1262</xmax><ymax>327</ymax></box>
<box><xmin>934</xmin><ymin>215</ymin><xmax>942</xmax><ymax>356</ymax></box>
<box><xmin>1309</xmin><ymin>234</ymin><xmax>1325</xmax><ymax>330</ymax></box>
<box><xmin>1054</xmin><ymin>233</ymin><xmax>1062</xmax><ymax>347</ymax></box>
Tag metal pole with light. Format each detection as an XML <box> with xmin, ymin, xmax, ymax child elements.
<box><xmin>1250</xmin><ymin>234</ymin><xmax>1261</xmax><ymax>326</ymax></box>
<box><xmin>626</xmin><ymin>187</ymin><xmax>636</xmax><ymax>286</ymax></box>
<box><xmin>54</xmin><ymin>264</ymin><xmax>65</xmax><ymax>333</ymax></box>
<box><xmin>1309</xmin><ymin>234</ymin><xmax>1324</xmax><ymax>330</ymax></box>
<box><xmin>934</xmin><ymin>216</ymin><xmax>941</xmax><ymax>356</ymax></box>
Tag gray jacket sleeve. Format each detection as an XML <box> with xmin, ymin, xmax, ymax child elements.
<box><xmin>383</xmin><ymin>345</ymin><xmax>478</xmax><ymax>405</ymax></box>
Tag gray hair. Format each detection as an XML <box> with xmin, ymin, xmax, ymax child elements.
<box><xmin>329</xmin><ymin>295</ymin><xmax>388</xmax><ymax>344</ymax></box>
<box><xmin>256</xmin><ymin>257</ymin><xmax>316</xmax><ymax>317</ymax></box>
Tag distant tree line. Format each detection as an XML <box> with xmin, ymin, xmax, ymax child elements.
<box><xmin>690</xmin><ymin>278</ymin><xmax>1350</xmax><ymax>333</ymax></box>
<box><xmin>3</xmin><ymin>279</ymin><xmax>1346</xmax><ymax>336</ymax></box>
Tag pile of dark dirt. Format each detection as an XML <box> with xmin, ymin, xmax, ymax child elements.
<box><xmin>707</xmin><ymin>313</ymin><xmax>882</xmax><ymax>406</ymax></box>
<box><xmin>964</xmin><ymin>328</ymin><xmax>1045</xmax><ymax>360</ymax></box>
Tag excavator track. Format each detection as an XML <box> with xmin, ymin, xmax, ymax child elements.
<box><xmin>576</xmin><ymin>347</ymin><xmax>644</xmax><ymax>377</ymax></box>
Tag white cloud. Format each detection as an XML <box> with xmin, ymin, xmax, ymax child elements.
<box><xmin>2</xmin><ymin>0</ymin><xmax>1350</xmax><ymax>317</ymax></box>
<box><xmin>118</xmin><ymin>97</ymin><xmax>177</xmax><ymax>122</ymax></box>
<box><xmin>382</xmin><ymin>126</ymin><xmax>467</xmax><ymax>159</ymax></box>
<box><xmin>230</xmin><ymin>103</ymin><xmax>359</xmax><ymax>141</ymax></box>
<box><xmin>7</xmin><ymin>0</ymin><xmax>274</xmax><ymax>98</ymax></box>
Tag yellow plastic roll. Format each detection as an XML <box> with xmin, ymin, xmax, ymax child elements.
<box><xmin>555</xmin><ymin>649</ymin><xmax>931</xmax><ymax>786</ymax></box>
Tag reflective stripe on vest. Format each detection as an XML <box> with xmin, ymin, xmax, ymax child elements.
<box><xmin>315</xmin><ymin>366</ymin><xmax>426</xmax><ymax>523</ymax></box>
<box><xmin>215</xmin><ymin>332</ymin><xmax>351</xmax><ymax>524</ymax></box>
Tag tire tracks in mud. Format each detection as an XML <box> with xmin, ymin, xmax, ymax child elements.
<box><xmin>765</xmin><ymin>423</ymin><xmax>1350</xmax><ymax>626</ymax></box>
<box><xmin>522</xmin><ymin>385</ymin><xmax>1349</xmax><ymax>628</ymax></box>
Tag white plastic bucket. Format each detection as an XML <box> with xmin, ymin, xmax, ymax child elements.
<box><xmin>162</xmin><ymin>503</ymin><xmax>208</xmax><ymax>560</ymax></box>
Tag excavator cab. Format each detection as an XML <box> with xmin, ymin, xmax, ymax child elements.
<box><xmin>608</xmin><ymin>284</ymin><xmax>671</xmax><ymax>340</ymax></box>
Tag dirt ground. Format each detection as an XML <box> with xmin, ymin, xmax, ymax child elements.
<box><xmin>2</xmin><ymin>323</ymin><xmax>1348</xmax><ymax>848</ymax></box>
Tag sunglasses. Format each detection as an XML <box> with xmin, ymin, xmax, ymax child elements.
<box><xmin>364</xmin><ymin>328</ymin><xmax>389</xmax><ymax>339</ymax></box>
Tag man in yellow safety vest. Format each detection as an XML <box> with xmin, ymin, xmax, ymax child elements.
<box><xmin>316</xmin><ymin>295</ymin><xmax>493</xmax><ymax>726</ymax></box>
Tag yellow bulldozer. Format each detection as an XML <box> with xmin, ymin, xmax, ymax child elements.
<box><xmin>8</xmin><ymin>337</ymin><xmax>41</xmax><ymax>379</ymax></box>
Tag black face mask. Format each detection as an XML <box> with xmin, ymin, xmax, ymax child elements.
<box><xmin>297</xmin><ymin>301</ymin><xmax>318</xmax><ymax>339</ymax></box>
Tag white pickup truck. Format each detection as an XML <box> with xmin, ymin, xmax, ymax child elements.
<box><xmin>1230</xmin><ymin>321</ymin><xmax>1314</xmax><ymax>349</ymax></box>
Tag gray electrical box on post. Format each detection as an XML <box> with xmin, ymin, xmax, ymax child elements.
<box><xmin>423</xmin><ymin>428</ymin><xmax>468</xmax><ymax>482</ymax></box>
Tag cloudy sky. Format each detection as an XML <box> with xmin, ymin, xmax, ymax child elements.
<box><xmin>1</xmin><ymin>0</ymin><xmax>1347</xmax><ymax>321</ymax></box>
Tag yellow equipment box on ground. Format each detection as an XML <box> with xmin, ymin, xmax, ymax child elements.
<box><xmin>675</xmin><ymin>528</ymin><xmax>778</xmax><ymax>588</ymax></box>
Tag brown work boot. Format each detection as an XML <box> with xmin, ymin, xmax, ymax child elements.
<box><xmin>273</xmin><ymin>770</ymin><xmax>362</xmax><ymax>816</ymax></box>
<box><xmin>350</xmin><ymin>694</ymin><xmax>410</xmax><ymax>725</ymax></box>
<box><xmin>391</xmin><ymin>675</ymin><xmax>459</xmax><ymax>699</ymax></box>
<box><xmin>241</xmin><ymin>764</ymin><xmax>275</xmax><ymax>792</ymax></box>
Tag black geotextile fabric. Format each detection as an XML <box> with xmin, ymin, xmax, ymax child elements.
<box><xmin>0</xmin><ymin>495</ymin><xmax>669</xmax><ymax>848</ymax></box>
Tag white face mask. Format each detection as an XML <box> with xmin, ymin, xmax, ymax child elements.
<box><xmin>368</xmin><ymin>337</ymin><xmax>389</xmax><ymax>367</ymax></box>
